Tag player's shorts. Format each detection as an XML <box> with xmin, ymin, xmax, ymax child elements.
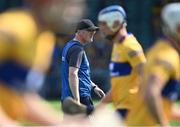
<box><xmin>0</xmin><ymin>84</ymin><xmax>27</xmax><ymax>120</ymax></box>
<box><xmin>116</xmin><ymin>109</ymin><xmax>128</xmax><ymax>119</ymax></box>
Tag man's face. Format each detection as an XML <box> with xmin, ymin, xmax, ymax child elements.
<box><xmin>80</xmin><ymin>29</ymin><xmax>96</xmax><ymax>44</ymax></box>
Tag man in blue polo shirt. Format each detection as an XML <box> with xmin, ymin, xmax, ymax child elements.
<box><xmin>61</xmin><ymin>19</ymin><xmax>105</xmax><ymax>115</ymax></box>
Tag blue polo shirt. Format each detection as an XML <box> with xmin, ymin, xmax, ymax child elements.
<box><xmin>61</xmin><ymin>40</ymin><xmax>92</xmax><ymax>101</ymax></box>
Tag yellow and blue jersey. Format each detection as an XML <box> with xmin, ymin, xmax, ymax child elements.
<box><xmin>0</xmin><ymin>9</ymin><xmax>55</xmax><ymax>119</ymax></box>
<box><xmin>0</xmin><ymin>9</ymin><xmax>55</xmax><ymax>88</ymax></box>
<box><xmin>127</xmin><ymin>37</ymin><xmax>180</xmax><ymax>126</ymax></box>
<box><xmin>110</xmin><ymin>33</ymin><xmax>146</xmax><ymax>111</ymax></box>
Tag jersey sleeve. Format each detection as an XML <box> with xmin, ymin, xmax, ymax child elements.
<box><xmin>33</xmin><ymin>31</ymin><xmax>55</xmax><ymax>72</ymax></box>
<box><xmin>126</xmin><ymin>43</ymin><xmax>146</xmax><ymax>68</ymax></box>
<box><xmin>146</xmin><ymin>58</ymin><xmax>174</xmax><ymax>83</ymax></box>
<box><xmin>67</xmin><ymin>45</ymin><xmax>84</xmax><ymax>68</ymax></box>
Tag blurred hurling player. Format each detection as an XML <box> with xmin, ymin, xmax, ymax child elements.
<box><xmin>127</xmin><ymin>3</ymin><xmax>180</xmax><ymax>126</ymax></box>
<box><xmin>97</xmin><ymin>5</ymin><xmax>146</xmax><ymax>119</ymax></box>
<box><xmin>0</xmin><ymin>0</ymin><xmax>63</xmax><ymax>125</ymax></box>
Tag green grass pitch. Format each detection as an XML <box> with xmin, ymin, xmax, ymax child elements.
<box><xmin>51</xmin><ymin>100</ymin><xmax>180</xmax><ymax>126</ymax></box>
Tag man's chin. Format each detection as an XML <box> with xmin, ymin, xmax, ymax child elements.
<box><xmin>105</xmin><ymin>35</ymin><xmax>114</xmax><ymax>40</ymax></box>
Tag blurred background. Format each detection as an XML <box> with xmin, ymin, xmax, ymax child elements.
<box><xmin>0</xmin><ymin>0</ymin><xmax>179</xmax><ymax>100</ymax></box>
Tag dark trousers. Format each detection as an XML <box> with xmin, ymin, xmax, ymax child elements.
<box><xmin>80</xmin><ymin>96</ymin><xmax>94</xmax><ymax>115</ymax></box>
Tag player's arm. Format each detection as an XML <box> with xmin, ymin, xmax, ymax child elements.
<box><xmin>32</xmin><ymin>31</ymin><xmax>55</xmax><ymax>73</ymax></box>
<box><xmin>144</xmin><ymin>73</ymin><xmax>169</xmax><ymax>126</ymax></box>
<box><xmin>25</xmin><ymin>32</ymin><xmax>55</xmax><ymax>92</ymax></box>
<box><xmin>67</xmin><ymin>45</ymin><xmax>83</xmax><ymax>104</ymax></box>
<box><xmin>126</xmin><ymin>44</ymin><xmax>146</xmax><ymax>78</ymax></box>
<box><xmin>143</xmin><ymin>60</ymin><xmax>172</xmax><ymax>126</ymax></box>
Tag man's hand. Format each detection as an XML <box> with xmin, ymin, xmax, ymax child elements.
<box><xmin>93</xmin><ymin>86</ymin><xmax>105</xmax><ymax>98</ymax></box>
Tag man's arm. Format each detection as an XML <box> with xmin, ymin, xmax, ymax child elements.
<box><xmin>69</xmin><ymin>67</ymin><xmax>80</xmax><ymax>104</ymax></box>
<box><xmin>143</xmin><ymin>59</ymin><xmax>173</xmax><ymax>126</ymax></box>
<box><xmin>67</xmin><ymin>45</ymin><xmax>84</xmax><ymax>104</ymax></box>
<box><xmin>126</xmin><ymin>44</ymin><xmax>146</xmax><ymax>86</ymax></box>
<box><xmin>144</xmin><ymin>74</ymin><xmax>169</xmax><ymax>126</ymax></box>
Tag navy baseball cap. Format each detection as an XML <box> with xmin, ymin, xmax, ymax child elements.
<box><xmin>76</xmin><ymin>19</ymin><xmax>99</xmax><ymax>32</ymax></box>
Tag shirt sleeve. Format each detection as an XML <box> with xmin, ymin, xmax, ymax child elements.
<box><xmin>126</xmin><ymin>43</ymin><xmax>146</xmax><ymax>68</ymax></box>
<box><xmin>146</xmin><ymin>59</ymin><xmax>174</xmax><ymax>83</ymax></box>
<box><xmin>67</xmin><ymin>45</ymin><xmax>84</xmax><ymax>68</ymax></box>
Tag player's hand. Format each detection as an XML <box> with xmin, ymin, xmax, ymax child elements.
<box><xmin>93</xmin><ymin>86</ymin><xmax>105</xmax><ymax>98</ymax></box>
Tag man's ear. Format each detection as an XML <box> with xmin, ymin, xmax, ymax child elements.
<box><xmin>112</xmin><ymin>20</ymin><xmax>124</xmax><ymax>31</ymax></box>
<box><xmin>112</xmin><ymin>20</ymin><xmax>121</xmax><ymax>29</ymax></box>
<box><xmin>77</xmin><ymin>30</ymin><xmax>83</xmax><ymax>35</ymax></box>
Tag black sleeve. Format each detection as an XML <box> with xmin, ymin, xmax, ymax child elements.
<box><xmin>67</xmin><ymin>45</ymin><xmax>84</xmax><ymax>68</ymax></box>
